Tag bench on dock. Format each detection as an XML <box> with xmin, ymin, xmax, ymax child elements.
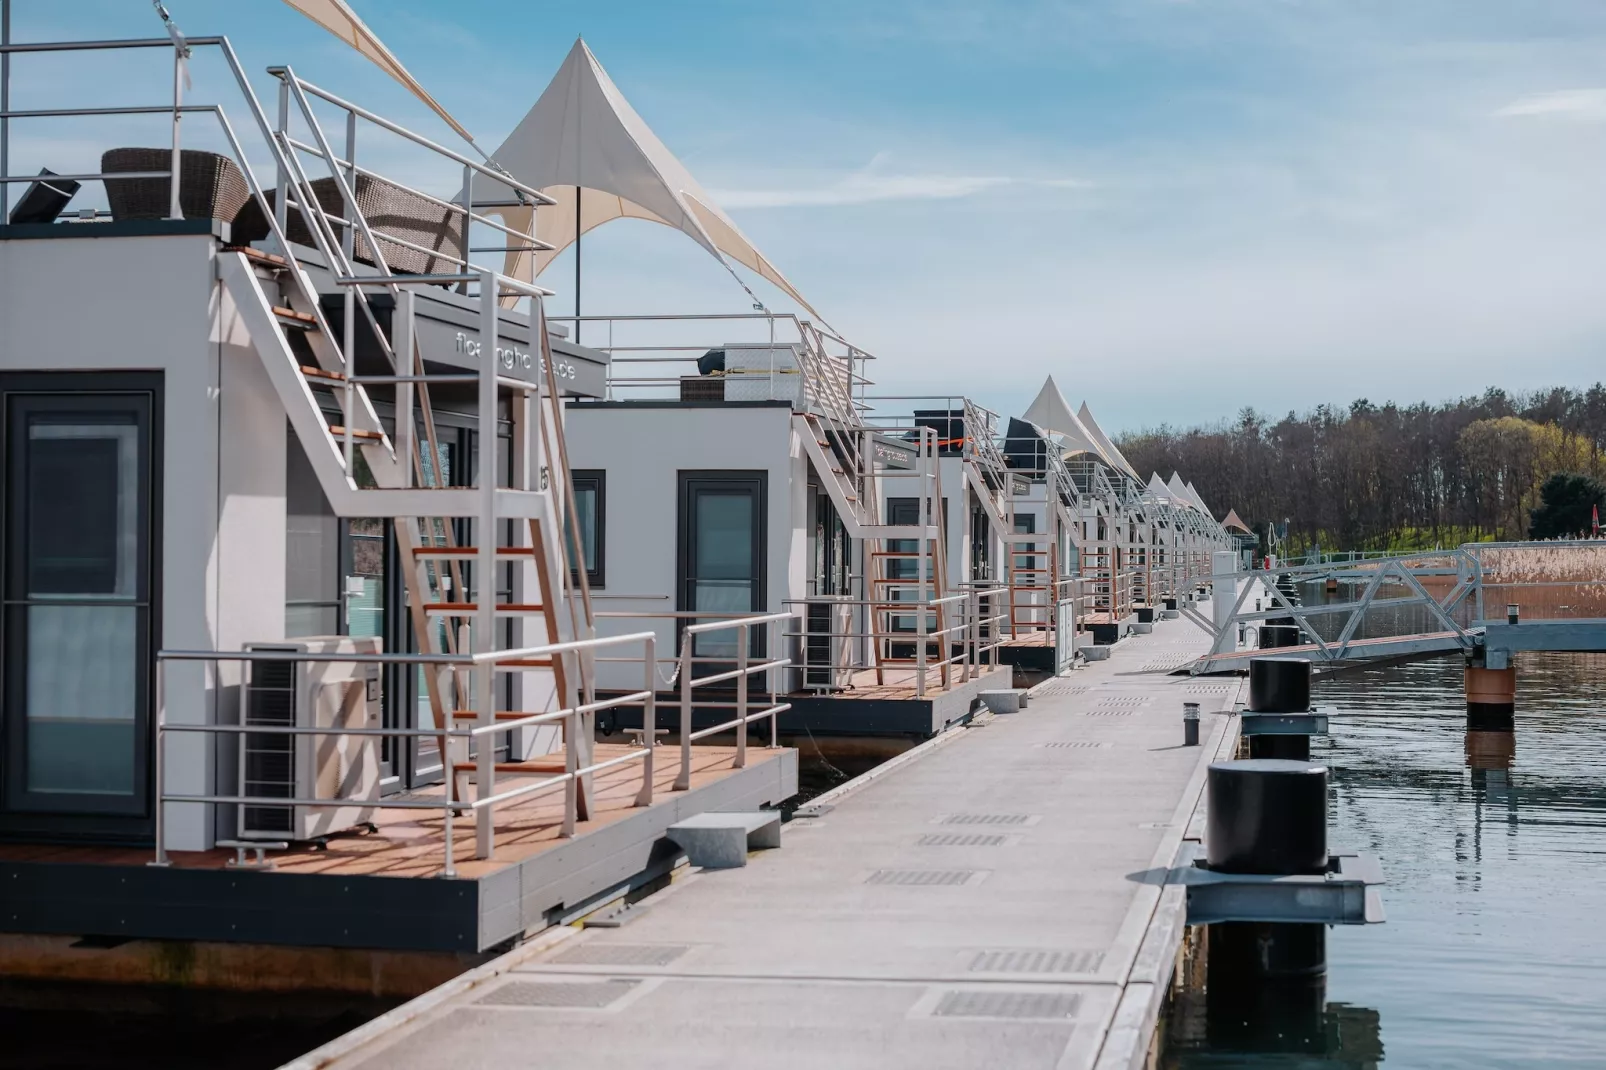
<box><xmin>667</xmin><ymin>811</ymin><xmax>782</xmax><ymax>869</ymax></box>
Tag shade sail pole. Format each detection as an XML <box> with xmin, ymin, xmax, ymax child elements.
<box><xmin>574</xmin><ymin>185</ymin><xmax>582</xmax><ymax>344</ymax></box>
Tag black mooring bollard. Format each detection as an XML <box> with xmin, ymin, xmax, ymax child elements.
<box><xmin>1258</xmin><ymin>624</ymin><xmax>1300</xmax><ymax>649</ymax></box>
<box><xmin>1249</xmin><ymin>657</ymin><xmax>1311</xmax><ymax>713</ymax></box>
<box><xmin>1184</xmin><ymin>701</ymin><xmax>1200</xmax><ymax>746</ymax></box>
<box><xmin>1206</xmin><ymin>759</ymin><xmax>1328</xmax><ymax>875</ymax></box>
<box><xmin>1205</xmin><ymin>759</ymin><xmax>1330</xmax><ymax>1015</ymax></box>
<box><xmin>1248</xmin><ymin>657</ymin><xmax>1314</xmax><ymax>760</ymax></box>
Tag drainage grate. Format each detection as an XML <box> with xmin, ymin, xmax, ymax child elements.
<box><xmin>931</xmin><ymin>990</ymin><xmax>1082</xmax><ymax>1020</ymax></box>
<box><xmin>916</xmin><ymin>833</ymin><xmax>1010</xmax><ymax>847</ymax></box>
<box><xmin>865</xmin><ymin>869</ymin><xmax>986</xmax><ymax>887</ymax></box>
<box><xmin>550</xmin><ymin>943</ymin><xmax>688</xmax><ymax>967</ymax></box>
<box><xmin>477</xmin><ymin>980</ymin><xmax>638</xmax><ymax>1009</ymax></box>
<box><xmin>967</xmin><ymin>949</ymin><xmax>1105</xmax><ymax>975</ymax></box>
<box><xmin>1185</xmin><ymin>684</ymin><xmax>1232</xmax><ymax>694</ymax></box>
<box><xmin>1084</xmin><ymin>710</ymin><xmax>1133</xmax><ymax>718</ymax></box>
<box><xmin>936</xmin><ymin>813</ymin><xmax>1038</xmax><ymax>826</ymax></box>
<box><xmin>1038</xmin><ymin>741</ymin><xmax>1112</xmax><ymax>749</ymax></box>
<box><xmin>1035</xmin><ymin>684</ymin><xmax>1088</xmax><ymax>696</ymax></box>
<box><xmin>1141</xmin><ymin>658</ymin><xmax>1193</xmax><ymax>673</ymax></box>
<box><xmin>1093</xmin><ymin>695</ymin><xmax>1149</xmax><ymax>707</ymax></box>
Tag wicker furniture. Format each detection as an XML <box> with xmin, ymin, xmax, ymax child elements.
<box><xmin>100</xmin><ymin>148</ymin><xmax>250</xmax><ymax>223</ymax></box>
<box><xmin>230</xmin><ymin>174</ymin><xmax>464</xmax><ymax>275</ymax></box>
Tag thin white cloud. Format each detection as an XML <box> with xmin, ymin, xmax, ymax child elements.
<box><xmin>712</xmin><ymin>159</ymin><xmax>1090</xmax><ymax>208</ymax></box>
<box><xmin>1493</xmin><ymin>89</ymin><xmax>1606</xmax><ymax>121</ymax></box>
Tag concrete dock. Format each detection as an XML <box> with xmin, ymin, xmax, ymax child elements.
<box><xmin>293</xmin><ymin>617</ymin><xmax>1244</xmax><ymax>1070</ymax></box>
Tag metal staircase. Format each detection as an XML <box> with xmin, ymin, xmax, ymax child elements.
<box><xmin>218</xmin><ymin>66</ymin><xmax>595</xmax><ymax>858</ymax></box>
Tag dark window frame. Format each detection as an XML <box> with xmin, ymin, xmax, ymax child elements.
<box><xmin>676</xmin><ymin>471</ymin><xmax>767</xmax><ymax>661</ymax></box>
<box><xmin>568</xmin><ymin>470</ymin><xmax>606</xmax><ymax>589</ymax></box>
<box><xmin>1</xmin><ymin>372</ymin><xmax>163</xmax><ymax>842</ymax></box>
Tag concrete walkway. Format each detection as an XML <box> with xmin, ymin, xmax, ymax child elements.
<box><xmin>306</xmin><ymin>617</ymin><xmax>1243</xmax><ymax>1070</ymax></box>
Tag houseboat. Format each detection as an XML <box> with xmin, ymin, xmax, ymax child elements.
<box><xmin>0</xmin><ymin>1</ymin><xmax>1233</xmax><ymax>994</ymax></box>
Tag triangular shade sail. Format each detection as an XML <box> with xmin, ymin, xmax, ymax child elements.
<box><xmin>281</xmin><ymin>0</ymin><xmax>471</xmax><ymax>140</ymax></box>
<box><xmin>1077</xmin><ymin>403</ymin><xmax>1141</xmax><ymax>481</ymax></box>
<box><xmin>1167</xmin><ymin>473</ymin><xmax>1198</xmax><ymax>511</ymax></box>
<box><xmin>1145</xmin><ymin>473</ymin><xmax>1171</xmax><ymax>500</ymax></box>
<box><xmin>470</xmin><ymin>39</ymin><xmax>820</xmax><ymax>318</ymax></box>
<box><xmin>1022</xmin><ymin>376</ymin><xmax>1107</xmax><ymax>462</ymax></box>
<box><xmin>1186</xmin><ymin>481</ymin><xmax>1210</xmax><ymax>514</ymax></box>
<box><xmin>1222</xmin><ymin>509</ymin><xmax>1252</xmax><ymax>534</ymax></box>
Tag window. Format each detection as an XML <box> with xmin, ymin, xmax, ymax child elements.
<box><xmin>566</xmin><ymin>470</ymin><xmax>605</xmax><ymax>588</ymax></box>
<box><xmin>678</xmin><ymin>472</ymin><xmax>765</xmax><ymax>661</ymax></box>
<box><xmin>3</xmin><ymin>375</ymin><xmax>160</xmax><ymax>830</ymax></box>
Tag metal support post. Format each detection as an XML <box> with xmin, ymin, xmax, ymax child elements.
<box><xmin>1</xmin><ymin>0</ymin><xmax>10</xmax><ymax>222</ymax></box>
<box><xmin>634</xmin><ymin>635</ymin><xmax>655</xmax><ymax>807</ymax></box>
<box><xmin>735</xmin><ymin>623</ymin><xmax>748</xmax><ymax>769</ymax></box>
<box><xmin>274</xmin><ymin>78</ymin><xmax>290</xmax><ymax>240</ymax></box>
<box><xmin>674</xmin><ymin>634</ymin><xmax>692</xmax><ymax>790</ymax></box>
<box><xmin>148</xmin><ymin>658</ymin><xmax>169</xmax><ymax>867</ymax></box>
<box><xmin>473</xmin><ymin>272</ymin><xmax>498</xmax><ymax>858</ymax></box>
<box><xmin>769</xmin><ymin>619</ymin><xmax>780</xmax><ymax>749</ymax></box>
<box><xmin>168</xmin><ymin>44</ymin><xmax>184</xmax><ymax>220</ymax></box>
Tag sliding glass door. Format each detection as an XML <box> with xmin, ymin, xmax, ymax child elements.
<box><xmin>2</xmin><ymin>375</ymin><xmax>159</xmax><ymax>837</ymax></box>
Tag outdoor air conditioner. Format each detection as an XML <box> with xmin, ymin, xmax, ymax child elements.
<box><xmin>240</xmin><ymin>636</ymin><xmax>381</xmax><ymax>842</ymax></box>
<box><xmin>802</xmin><ymin>599</ymin><xmax>854</xmax><ymax>691</ymax></box>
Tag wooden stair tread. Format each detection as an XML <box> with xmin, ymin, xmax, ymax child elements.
<box><xmin>423</xmin><ymin>602</ymin><xmax>544</xmax><ymax>613</ymax></box>
<box><xmin>412</xmin><ymin>546</ymin><xmax>536</xmax><ymax>557</ymax></box>
<box><xmin>225</xmin><ymin>245</ymin><xmax>289</xmax><ymax>268</ymax></box>
<box><xmin>301</xmin><ymin>365</ymin><xmax>347</xmax><ymax>382</ymax></box>
<box><xmin>272</xmin><ymin>305</ymin><xmax>318</xmax><ymax>326</ymax></box>
<box><xmin>328</xmin><ymin>425</ymin><xmax>385</xmax><ymax>441</ymax></box>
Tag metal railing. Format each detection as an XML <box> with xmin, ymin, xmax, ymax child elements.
<box><xmin>785</xmin><ymin>589</ymin><xmax>1006</xmax><ymax>697</ymax></box>
<box><xmin>152</xmin><ymin>613</ymin><xmax>796</xmax><ymax>877</ymax></box>
<box><xmin>552</xmin><ymin>312</ymin><xmax>871</xmax><ymax>417</ymax></box>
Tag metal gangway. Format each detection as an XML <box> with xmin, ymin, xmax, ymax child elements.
<box><xmin>1190</xmin><ymin>540</ymin><xmax>1606</xmax><ymax>674</ymax></box>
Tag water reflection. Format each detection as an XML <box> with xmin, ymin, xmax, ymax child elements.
<box><xmin>1164</xmin><ymin>651</ymin><xmax>1606</xmax><ymax>1068</ymax></box>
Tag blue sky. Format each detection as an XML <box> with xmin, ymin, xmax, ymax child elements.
<box><xmin>11</xmin><ymin>1</ymin><xmax>1606</xmax><ymax>431</ymax></box>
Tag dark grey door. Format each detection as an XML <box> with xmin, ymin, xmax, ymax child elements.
<box><xmin>2</xmin><ymin>375</ymin><xmax>159</xmax><ymax>838</ymax></box>
<box><xmin>678</xmin><ymin>472</ymin><xmax>766</xmax><ymax>665</ymax></box>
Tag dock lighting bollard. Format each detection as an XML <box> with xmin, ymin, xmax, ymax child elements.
<box><xmin>1183</xmin><ymin>702</ymin><xmax>1200</xmax><ymax>746</ymax></box>
<box><xmin>1507</xmin><ymin>603</ymin><xmax>1520</xmax><ymax>625</ymax></box>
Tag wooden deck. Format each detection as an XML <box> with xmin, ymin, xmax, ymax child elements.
<box><xmin>0</xmin><ymin>744</ymin><xmax>776</xmax><ymax>881</ymax></box>
<box><xmin>2</xmin><ymin>743</ymin><xmax>798</xmax><ymax>952</ymax></box>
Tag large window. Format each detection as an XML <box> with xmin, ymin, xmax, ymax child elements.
<box><xmin>3</xmin><ymin>375</ymin><xmax>159</xmax><ymax>833</ymax></box>
<box><xmin>566</xmin><ymin>470</ymin><xmax>605</xmax><ymax>588</ymax></box>
<box><xmin>678</xmin><ymin>472</ymin><xmax>765</xmax><ymax>660</ymax></box>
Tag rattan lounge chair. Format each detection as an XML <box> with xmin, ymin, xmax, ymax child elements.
<box><xmin>230</xmin><ymin>174</ymin><xmax>464</xmax><ymax>275</ymax></box>
<box><xmin>100</xmin><ymin>148</ymin><xmax>250</xmax><ymax>223</ymax></box>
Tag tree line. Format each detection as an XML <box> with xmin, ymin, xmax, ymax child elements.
<box><xmin>1116</xmin><ymin>385</ymin><xmax>1606</xmax><ymax>551</ymax></box>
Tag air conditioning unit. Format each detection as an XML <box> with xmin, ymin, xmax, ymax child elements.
<box><xmin>240</xmin><ymin>636</ymin><xmax>381</xmax><ymax>842</ymax></box>
<box><xmin>802</xmin><ymin>600</ymin><xmax>854</xmax><ymax>691</ymax></box>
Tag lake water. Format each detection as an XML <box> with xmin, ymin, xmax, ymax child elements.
<box><xmin>1161</xmin><ymin>650</ymin><xmax>1606</xmax><ymax>1068</ymax></box>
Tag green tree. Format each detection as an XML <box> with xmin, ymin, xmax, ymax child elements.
<box><xmin>1528</xmin><ymin>473</ymin><xmax>1606</xmax><ymax>539</ymax></box>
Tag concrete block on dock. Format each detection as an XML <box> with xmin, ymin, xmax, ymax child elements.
<box><xmin>1161</xmin><ymin>609</ymin><xmax>1181</xmax><ymax>620</ymax></box>
<box><xmin>979</xmin><ymin>689</ymin><xmax>1026</xmax><ymax>714</ymax></box>
<box><xmin>1133</xmin><ymin>622</ymin><xmax>1154</xmax><ymax>634</ymax></box>
<box><xmin>1082</xmin><ymin>645</ymin><xmax>1112</xmax><ymax>662</ymax></box>
<box><xmin>666</xmin><ymin>811</ymin><xmax>781</xmax><ymax>869</ymax></box>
